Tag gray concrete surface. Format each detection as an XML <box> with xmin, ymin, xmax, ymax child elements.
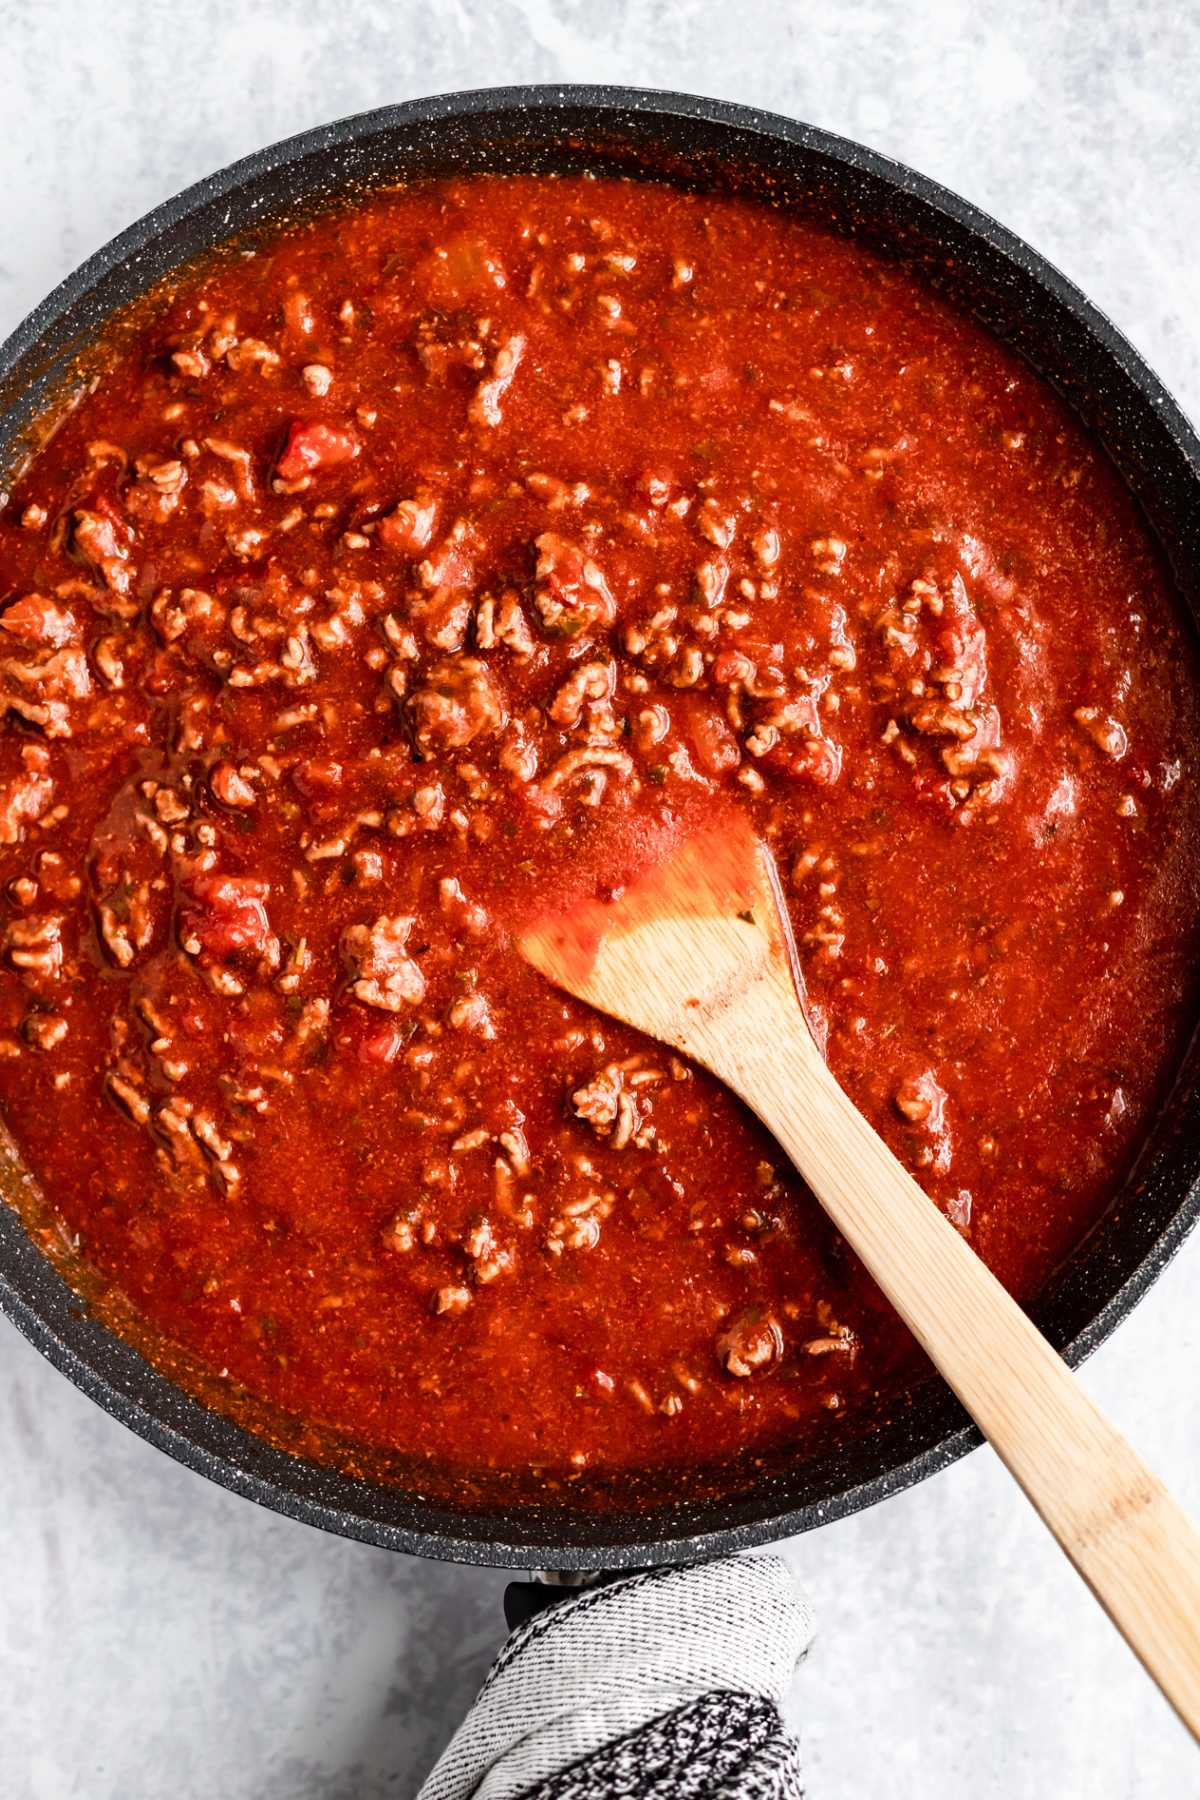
<box><xmin>1</xmin><ymin>3</ymin><xmax>1198</xmax><ymax>1795</ymax></box>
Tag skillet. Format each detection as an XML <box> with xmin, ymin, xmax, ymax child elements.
<box><xmin>1</xmin><ymin>84</ymin><xmax>1199</xmax><ymax>1569</ymax></box>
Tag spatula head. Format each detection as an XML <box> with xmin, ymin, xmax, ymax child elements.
<box><xmin>516</xmin><ymin>808</ymin><xmax>805</xmax><ymax>1071</ymax></box>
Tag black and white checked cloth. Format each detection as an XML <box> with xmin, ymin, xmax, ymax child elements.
<box><xmin>418</xmin><ymin>1555</ymin><xmax>813</xmax><ymax>1799</ymax></box>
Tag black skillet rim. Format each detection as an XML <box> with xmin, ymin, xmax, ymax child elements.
<box><xmin>1</xmin><ymin>83</ymin><xmax>1199</xmax><ymax>1569</ymax></box>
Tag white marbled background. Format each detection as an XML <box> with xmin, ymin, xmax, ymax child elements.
<box><xmin>1</xmin><ymin>3</ymin><xmax>1199</xmax><ymax>1796</ymax></box>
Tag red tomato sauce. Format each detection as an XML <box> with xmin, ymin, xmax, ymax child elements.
<box><xmin>0</xmin><ymin>174</ymin><xmax>1197</xmax><ymax>1486</ymax></box>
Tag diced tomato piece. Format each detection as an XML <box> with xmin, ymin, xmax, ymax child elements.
<box><xmin>180</xmin><ymin>874</ymin><xmax>272</xmax><ymax>958</ymax></box>
<box><xmin>275</xmin><ymin>420</ymin><xmax>359</xmax><ymax>482</ymax></box>
<box><xmin>377</xmin><ymin>493</ymin><xmax>439</xmax><ymax>555</ymax></box>
<box><xmin>335</xmin><ymin>1004</ymin><xmax>409</xmax><ymax>1066</ymax></box>
<box><xmin>683</xmin><ymin>699</ymin><xmax>740</xmax><ymax>776</ymax></box>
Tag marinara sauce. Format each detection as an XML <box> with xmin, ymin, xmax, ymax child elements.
<box><xmin>0</xmin><ymin>175</ymin><xmax>1196</xmax><ymax>1482</ymax></box>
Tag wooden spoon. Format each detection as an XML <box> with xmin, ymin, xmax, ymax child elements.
<box><xmin>518</xmin><ymin>809</ymin><xmax>1200</xmax><ymax>1739</ymax></box>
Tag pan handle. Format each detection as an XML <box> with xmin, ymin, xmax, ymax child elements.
<box><xmin>503</xmin><ymin>1568</ymin><xmax>623</xmax><ymax>1630</ymax></box>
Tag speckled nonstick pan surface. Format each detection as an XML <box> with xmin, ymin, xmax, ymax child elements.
<box><xmin>1</xmin><ymin>86</ymin><xmax>1198</xmax><ymax>1568</ymax></box>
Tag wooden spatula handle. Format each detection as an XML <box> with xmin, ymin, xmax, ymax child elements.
<box><xmin>727</xmin><ymin>970</ymin><xmax>1200</xmax><ymax>1739</ymax></box>
<box><xmin>518</xmin><ymin>815</ymin><xmax>1200</xmax><ymax>1732</ymax></box>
